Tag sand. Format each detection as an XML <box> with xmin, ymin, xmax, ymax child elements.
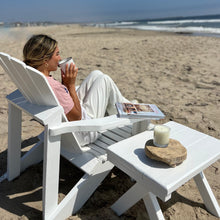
<box><xmin>0</xmin><ymin>24</ymin><xmax>219</xmax><ymax>219</ymax></box>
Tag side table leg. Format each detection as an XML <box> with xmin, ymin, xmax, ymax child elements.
<box><xmin>194</xmin><ymin>171</ymin><xmax>220</xmax><ymax>217</ymax></box>
<box><xmin>111</xmin><ymin>183</ymin><xmax>146</xmax><ymax>216</ymax></box>
<box><xmin>7</xmin><ymin>103</ymin><xmax>22</xmax><ymax>181</ymax></box>
<box><xmin>143</xmin><ymin>192</ymin><xmax>165</xmax><ymax>220</ymax></box>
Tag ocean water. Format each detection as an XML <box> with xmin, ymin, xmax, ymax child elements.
<box><xmin>95</xmin><ymin>14</ymin><xmax>220</xmax><ymax>37</ymax></box>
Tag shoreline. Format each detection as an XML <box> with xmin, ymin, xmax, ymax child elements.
<box><xmin>1</xmin><ymin>23</ymin><xmax>220</xmax><ymax>39</ymax></box>
<box><xmin>82</xmin><ymin>23</ymin><xmax>220</xmax><ymax>38</ymax></box>
<box><xmin>0</xmin><ymin>24</ymin><xmax>219</xmax><ymax>219</ymax></box>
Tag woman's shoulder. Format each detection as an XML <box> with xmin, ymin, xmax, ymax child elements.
<box><xmin>46</xmin><ymin>75</ymin><xmax>61</xmax><ymax>86</ymax></box>
<box><xmin>46</xmin><ymin>75</ymin><xmax>69</xmax><ymax>95</ymax></box>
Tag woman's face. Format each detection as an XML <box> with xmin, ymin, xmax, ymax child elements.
<box><xmin>47</xmin><ymin>46</ymin><xmax>61</xmax><ymax>72</ymax></box>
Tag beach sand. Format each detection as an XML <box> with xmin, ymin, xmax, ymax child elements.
<box><xmin>0</xmin><ymin>24</ymin><xmax>219</xmax><ymax>219</ymax></box>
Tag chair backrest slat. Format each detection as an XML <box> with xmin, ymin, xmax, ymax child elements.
<box><xmin>0</xmin><ymin>53</ymin><xmax>32</xmax><ymax>102</ymax></box>
<box><xmin>10</xmin><ymin>57</ymin><xmax>46</xmax><ymax>105</ymax></box>
<box><xmin>25</xmin><ymin>65</ymin><xmax>59</xmax><ymax>106</ymax></box>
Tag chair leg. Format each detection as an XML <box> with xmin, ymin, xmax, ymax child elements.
<box><xmin>42</xmin><ymin>123</ymin><xmax>61</xmax><ymax>220</ymax></box>
<box><xmin>47</xmin><ymin>161</ymin><xmax>114</xmax><ymax>220</ymax></box>
<box><xmin>194</xmin><ymin>171</ymin><xmax>220</xmax><ymax>217</ymax></box>
<box><xmin>143</xmin><ymin>192</ymin><xmax>165</xmax><ymax>220</ymax></box>
<box><xmin>0</xmin><ymin>140</ymin><xmax>43</xmax><ymax>183</ymax></box>
<box><xmin>7</xmin><ymin>103</ymin><xmax>22</xmax><ymax>181</ymax></box>
<box><xmin>2</xmin><ymin>103</ymin><xmax>43</xmax><ymax>183</ymax></box>
<box><xmin>111</xmin><ymin>182</ymin><xmax>146</xmax><ymax>216</ymax></box>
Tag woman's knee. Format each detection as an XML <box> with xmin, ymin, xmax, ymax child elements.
<box><xmin>90</xmin><ymin>70</ymin><xmax>104</xmax><ymax>78</ymax></box>
<box><xmin>89</xmin><ymin>70</ymin><xmax>114</xmax><ymax>88</ymax></box>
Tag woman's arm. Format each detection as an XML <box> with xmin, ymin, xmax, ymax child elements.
<box><xmin>62</xmin><ymin>63</ymin><xmax>82</xmax><ymax>121</ymax></box>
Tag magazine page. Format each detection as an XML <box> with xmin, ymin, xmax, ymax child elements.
<box><xmin>134</xmin><ymin>103</ymin><xmax>154</xmax><ymax>114</ymax></box>
<box><xmin>116</xmin><ymin>102</ymin><xmax>165</xmax><ymax>119</ymax></box>
<box><xmin>122</xmin><ymin>103</ymin><xmax>137</xmax><ymax>114</ymax></box>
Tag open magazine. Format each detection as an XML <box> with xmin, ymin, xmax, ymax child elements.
<box><xmin>115</xmin><ymin>102</ymin><xmax>165</xmax><ymax>119</ymax></box>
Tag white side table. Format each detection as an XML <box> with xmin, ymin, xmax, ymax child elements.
<box><xmin>107</xmin><ymin>121</ymin><xmax>220</xmax><ymax>220</ymax></box>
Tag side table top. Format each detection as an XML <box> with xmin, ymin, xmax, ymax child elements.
<box><xmin>107</xmin><ymin>121</ymin><xmax>220</xmax><ymax>201</ymax></box>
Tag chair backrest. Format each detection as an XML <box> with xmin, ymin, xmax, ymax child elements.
<box><xmin>0</xmin><ymin>52</ymin><xmax>58</xmax><ymax>105</ymax></box>
<box><xmin>0</xmin><ymin>52</ymin><xmax>83</xmax><ymax>153</ymax></box>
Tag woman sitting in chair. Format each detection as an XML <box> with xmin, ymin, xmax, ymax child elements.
<box><xmin>23</xmin><ymin>34</ymin><xmax>130</xmax><ymax>145</ymax></box>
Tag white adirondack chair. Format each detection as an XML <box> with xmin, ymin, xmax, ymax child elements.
<box><xmin>0</xmin><ymin>52</ymin><xmax>153</xmax><ymax>220</ymax></box>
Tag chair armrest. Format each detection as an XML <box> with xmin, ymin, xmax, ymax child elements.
<box><xmin>49</xmin><ymin>115</ymin><xmax>146</xmax><ymax>136</ymax></box>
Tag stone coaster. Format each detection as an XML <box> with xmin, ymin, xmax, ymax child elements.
<box><xmin>145</xmin><ymin>139</ymin><xmax>187</xmax><ymax>167</ymax></box>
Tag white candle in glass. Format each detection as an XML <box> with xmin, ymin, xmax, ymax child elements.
<box><xmin>153</xmin><ymin>125</ymin><xmax>170</xmax><ymax>147</ymax></box>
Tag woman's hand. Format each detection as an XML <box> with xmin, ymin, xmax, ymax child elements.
<box><xmin>61</xmin><ymin>63</ymin><xmax>78</xmax><ymax>89</ymax></box>
<box><xmin>61</xmin><ymin>62</ymin><xmax>81</xmax><ymax>121</ymax></box>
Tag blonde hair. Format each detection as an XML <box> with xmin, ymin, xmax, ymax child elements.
<box><xmin>23</xmin><ymin>34</ymin><xmax>57</xmax><ymax>69</ymax></box>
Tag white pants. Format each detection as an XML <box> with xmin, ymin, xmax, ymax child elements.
<box><xmin>75</xmin><ymin>70</ymin><xmax>129</xmax><ymax>146</ymax></box>
<box><xmin>77</xmin><ymin>70</ymin><xmax>129</xmax><ymax>119</ymax></box>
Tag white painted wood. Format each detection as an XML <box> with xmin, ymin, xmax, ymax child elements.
<box><xmin>108</xmin><ymin>121</ymin><xmax>220</xmax><ymax>200</ymax></box>
<box><xmin>1</xmin><ymin>53</ymin><xmax>79</xmax><ymax>155</ymax></box>
<box><xmin>101</xmin><ymin>130</ymin><xmax>125</xmax><ymax>142</ymax></box>
<box><xmin>60</xmin><ymin>147</ymin><xmax>103</xmax><ymax>175</ymax></box>
<box><xmin>143</xmin><ymin>192</ymin><xmax>165</xmax><ymax>220</ymax></box>
<box><xmin>25</xmin><ymin>65</ymin><xmax>58</xmax><ymax>106</ymax></box>
<box><xmin>60</xmin><ymin>125</ymin><xmax>133</xmax><ymax>174</ymax></box>
<box><xmin>49</xmin><ymin>115</ymin><xmax>142</xmax><ymax>135</ymax></box>
<box><xmin>7</xmin><ymin>92</ymin><xmax>83</xmax><ymax>155</ymax></box>
<box><xmin>111</xmin><ymin>182</ymin><xmax>146</xmax><ymax>216</ymax></box>
<box><xmin>97</xmin><ymin>135</ymin><xmax>116</xmax><ymax>146</ymax></box>
<box><xmin>132</xmin><ymin>119</ymin><xmax>151</xmax><ymax>135</ymax></box>
<box><xmin>20</xmin><ymin>140</ymin><xmax>43</xmax><ymax>173</ymax></box>
<box><xmin>0</xmin><ymin>52</ymin><xmax>58</xmax><ymax>106</ymax></box>
<box><xmin>7</xmin><ymin>103</ymin><xmax>22</xmax><ymax>181</ymax></box>
<box><xmin>0</xmin><ymin>53</ymin><xmax>31</xmax><ymax>102</ymax></box>
<box><xmin>194</xmin><ymin>172</ymin><xmax>220</xmax><ymax>217</ymax></box>
<box><xmin>47</xmin><ymin>161</ymin><xmax>113</xmax><ymax>220</ymax></box>
<box><xmin>108</xmin><ymin>127</ymin><xmax>131</xmax><ymax>138</ymax></box>
<box><xmin>6</xmin><ymin>89</ymin><xmax>63</xmax><ymax>126</ymax></box>
<box><xmin>108</xmin><ymin>121</ymin><xmax>220</xmax><ymax>218</ymax></box>
<box><xmin>91</xmin><ymin>139</ymin><xmax>109</xmax><ymax>149</ymax></box>
<box><xmin>89</xmin><ymin>143</ymin><xmax>106</xmax><ymax>156</ymax></box>
<box><xmin>10</xmin><ymin>57</ymin><xmax>40</xmax><ymax>104</ymax></box>
<box><xmin>0</xmin><ymin>53</ymin><xmax>160</xmax><ymax>219</ymax></box>
<box><xmin>119</xmin><ymin>125</ymin><xmax>132</xmax><ymax>133</ymax></box>
<box><xmin>43</xmin><ymin>113</ymin><xmax>62</xmax><ymax>219</ymax></box>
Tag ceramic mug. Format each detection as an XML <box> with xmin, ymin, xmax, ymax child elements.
<box><xmin>58</xmin><ymin>57</ymin><xmax>75</xmax><ymax>73</ymax></box>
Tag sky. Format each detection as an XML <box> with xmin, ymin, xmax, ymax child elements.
<box><xmin>1</xmin><ymin>0</ymin><xmax>220</xmax><ymax>23</ymax></box>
